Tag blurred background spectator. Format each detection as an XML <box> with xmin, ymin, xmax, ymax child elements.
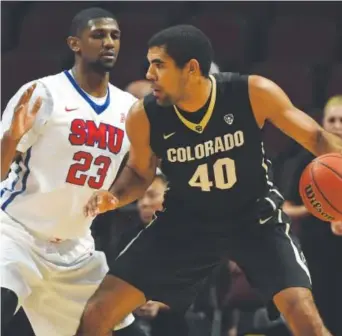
<box><xmin>125</xmin><ymin>80</ymin><xmax>152</xmax><ymax>99</ymax></box>
<box><xmin>2</xmin><ymin>1</ymin><xmax>342</xmax><ymax>335</ymax></box>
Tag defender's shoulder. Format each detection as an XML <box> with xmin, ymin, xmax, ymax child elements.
<box><xmin>39</xmin><ymin>71</ymin><xmax>69</xmax><ymax>88</ymax></box>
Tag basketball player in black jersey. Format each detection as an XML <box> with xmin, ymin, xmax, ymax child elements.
<box><xmin>76</xmin><ymin>25</ymin><xmax>342</xmax><ymax>336</ymax></box>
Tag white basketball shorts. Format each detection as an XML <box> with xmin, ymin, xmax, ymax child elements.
<box><xmin>0</xmin><ymin>210</ymin><xmax>134</xmax><ymax>336</ymax></box>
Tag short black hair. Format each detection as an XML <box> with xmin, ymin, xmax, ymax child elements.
<box><xmin>70</xmin><ymin>7</ymin><xmax>117</xmax><ymax>36</ymax></box>
<box><xmin>148</xmin><ymin>25</ymin><xmax>213</xmax><ymax>77</ymax></box>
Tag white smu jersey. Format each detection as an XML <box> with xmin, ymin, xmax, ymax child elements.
<box><xmin>1</xmin><ymin>71</ymin><xmax>137</xmax><ymax>239</ymax></box>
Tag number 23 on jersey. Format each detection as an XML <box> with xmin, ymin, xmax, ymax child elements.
<box><xmin>65</xmin><ymin>119</ymin><xmax>125</xmax><ymax>189</ymax></box>
<box><xmin>66</xmin><ymin>151</ymin><xmax>111</xmax><ymax>189</ymax></box>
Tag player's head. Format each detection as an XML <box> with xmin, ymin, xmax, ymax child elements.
<box><xmin>322</xmin><ymin>95</ymin><xmax>342</xmax><ymax>138</ymax></box>
<box><xmin>67</xmin><ymin>7</ymin><xmax>120</xmax><ymax>73</ymax></box>
<box><xmin>146</xmin><ymin>25</ymin><xmax>213</xmax><ymax>106</ymax></box>
<box><xmin>137</xmin><ymin>173</ymin><xmax>168</xmax><ymax>224</ymax></box>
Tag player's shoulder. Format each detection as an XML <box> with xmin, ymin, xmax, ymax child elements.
<box><xmin>125</xmin><ymin>98</ymin><xmax>145</xmax><ymax>121</ymax></box>
<box><xmin>212</xmin><ymin>72</ymin><xmax>250</xmax><ymax>98</ymax></box>
<box><xmin>247</xmin><ymin>74</ymin><xmax>283</xmax><ymax>95</ymax></box>
<box><xmin>16</xmin><ymin>71</ymin><xmax>66</xmax><ymax>96</ymax></box>
<box><xmin>108</xmin><ymin>82</ymin><xmax>137</xmax><ymax>107</ymax></box>
<box><xmin>11</xmin><ymin>73</ymin><xmax>64</xmax><ymax>105</ymax></box>
<box><xmin>121</xmin><ymin>98</ymin><xmax>148</xmax><ymax>134</ymax></box>
<box><xmin>28</xmin><ymin>71</ymin><xmax>66</xmax><ymax>86</ymax></box>
<box><xmin>213</xmin><ymin>72</ymin><xmax>248</xmax><ymax>84</ymax></box>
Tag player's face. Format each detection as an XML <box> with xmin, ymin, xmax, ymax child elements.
<box><xmin>323</xmin><ymin>104</ymin><xmax>342</xmax><ymax>138</ymax></box>
<box><xmin>137</xmin><ymin>178</ymin><xmax>166</xmax><ymax>224</ymax></box>
<box><xmin>79</xmin><ymin>18</ymin><xmax>120</xmax><ymax>72</ymax></box>
<box><xmin>146</xmin><ymin>47</ymin><xmax>190</xmax><ymax>106</ymax></box>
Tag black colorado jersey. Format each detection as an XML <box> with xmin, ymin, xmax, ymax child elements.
<box><xmin>144</xmin><ymin>72</ymin><xmax>278</xmax><ymax>219</ymax></box>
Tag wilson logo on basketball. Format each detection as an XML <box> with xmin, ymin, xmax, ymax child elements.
<box><xmin>304</xmin><ymin>184</ymin><xmax>335</xmax><ymax>221</ymax></box>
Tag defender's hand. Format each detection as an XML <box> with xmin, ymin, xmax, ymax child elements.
<box><xmin>83</xmin><ymin>190</ymin><xmax>119</xmax><ymax>217</ymax></box>
<box><xmin>8</xmin><ymin>83</ymin><xmax>42</xmax><ymax>141</ymax></box>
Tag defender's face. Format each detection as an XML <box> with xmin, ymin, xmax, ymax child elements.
<box><xmin>323</xmin><ymin>104</ymin><xmax>342</xmax><ymax>138</ymax></box>
<box><xmin>137</xmin><ymin>178</ymin><xmax>166</xmax><ymax>224</ymax></box>
<box><xmin>146</xmin><ymin>46</ymin><xmax>188</xmax><ymax>106</ymax></box>
<box><xmin>79</xmin><ymin>18</ymin><xmax>120</xmax><ymax>71</ymax></box>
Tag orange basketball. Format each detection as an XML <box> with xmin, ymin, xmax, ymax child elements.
<box><xmin>299</xmin><ymin>153</ymin><xmax>342</xmax><ymax>222</ymax></box>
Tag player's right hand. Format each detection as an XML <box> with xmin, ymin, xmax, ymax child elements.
<box><xmin>8</xmin><ymin>83</ymin><xmax>42</xmax><ymax>141</ymax></box>
<box><xmin>83</xmin><ymin>190</ymin><xmax>119</xmax><ymax>217</ymax></box>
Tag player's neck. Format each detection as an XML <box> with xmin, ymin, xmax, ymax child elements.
<box><xmin>71</xmin><ymin>64</ymin><xmax>109</xmax><ymax>98</ymax></box>
<box><xmin>175</xmin><ymin>77</ymin><xmax>212</xmax><ymax>113</ymax></box>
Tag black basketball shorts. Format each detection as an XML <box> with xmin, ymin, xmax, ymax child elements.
<box><xmin>109</xmin><ymin>207</ymin><xmax>311</xmax><ymax>310</ymax></box>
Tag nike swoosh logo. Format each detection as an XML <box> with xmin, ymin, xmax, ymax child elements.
<box><xmin>65</xmin><ymin>107</ymin><xmax>79</xmax><ymax>112</ymax></box>
<box><xmin>163</xmin><ymin>132</ymin><xmax>176</xmax><ymax>140</ymax></box>
<box><xmin>259</xmin><ymin>216</ymin><xmax>273</xmax><ymax>225</ymax></box>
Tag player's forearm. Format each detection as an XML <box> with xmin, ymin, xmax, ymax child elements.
<box><xmin>1</xmin><ymin>131</ymin><xmax>20</xmax><ymax>181</ymax></box>
<box><xmin>283</xmin><ymin>201</ymin><xmax>309</xmax><ymax>220</ymax></box>
<box><xmin>109</xmin><ymin>162</ymin><xmax>156</xmax><ymax>208</ymax></box>
<box><xmin>314</xmin><ymin>129</ymin><xmax>342</xmax><ymax>156</ymax></box>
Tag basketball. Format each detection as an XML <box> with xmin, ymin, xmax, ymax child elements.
<box><xmin>299</xmin><ymin>153</ymin><xmax>342</xmax><ymax>222</ymax></box>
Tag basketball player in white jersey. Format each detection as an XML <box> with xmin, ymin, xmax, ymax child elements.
<box><xmin>0</xmin><ymin>8</ymin><xmax>137</xmax><ymax>336</ymax></box>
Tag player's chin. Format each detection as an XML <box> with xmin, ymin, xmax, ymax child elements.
<box><xmin>332</xmin><ymin>131</ymin><xmax>342</xmax><ymax>138</ymax></box>
<box><xmin>140</xmin><ymin>212</ymin><xmax>154</xmax><ymax>224</ymax></box>
<box><xmin>99</xmin><ymin>59</ymin><xmax>117</xmax><ymax>70</ymax></box>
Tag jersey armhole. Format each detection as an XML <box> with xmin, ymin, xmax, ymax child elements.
<box><xmin>244</xmin><ymin>75</ymin><xmax>265</xmax><ymax>129</ymax></box>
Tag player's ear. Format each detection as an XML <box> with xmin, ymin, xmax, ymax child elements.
<box><xmin>187</xmin><ymin>59</ymin><xmax>201</xmax><ymax>77</ymax></box>
<box><xmin>67</xmin><ymin>36</ymin><xmax>81</xmax><ymax>53</ymax></box>
<box><xmin>185</xmin><ymin>58</ymin><xmax>201</xmax><ymax>77</ymax></box>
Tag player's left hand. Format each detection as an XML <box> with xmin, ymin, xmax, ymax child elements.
<box><xmin>83</xmin><ymin>190</ymin><xmax>118</xmax><ymax>217</ymax></box>
<box><xmin>331</xmin><ymin>221</ymin><xmax>342</xmax><ymax>236</ymax></box>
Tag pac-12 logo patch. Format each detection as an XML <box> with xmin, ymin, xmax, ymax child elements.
<box><xmin>224</xmin><ymin>114</ymin><xmax>234</xmax><ymax>125</ymax></box>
